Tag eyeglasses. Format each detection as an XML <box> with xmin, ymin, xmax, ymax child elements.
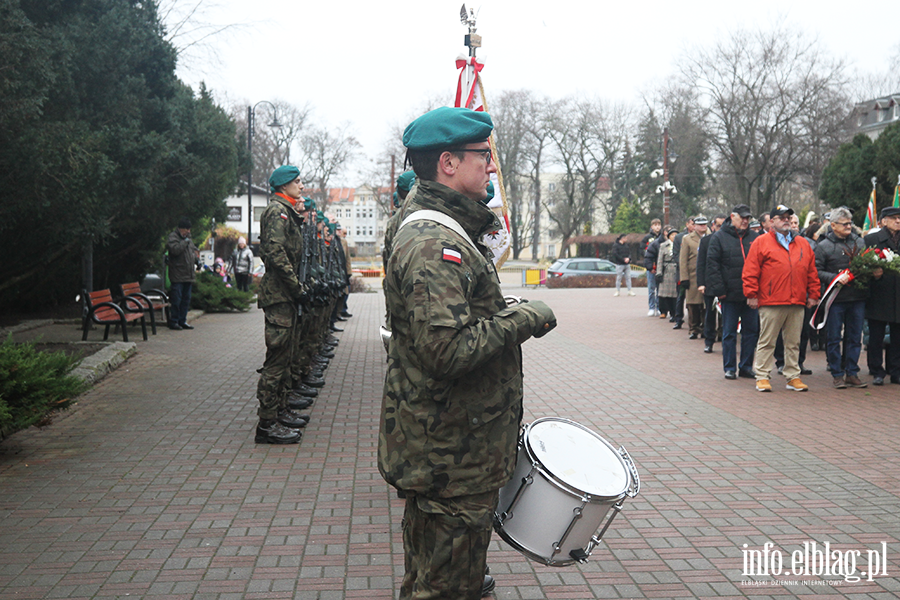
<box><xmin>833</xmin><ymin>221</ymin><xmax>852</xmax><ymax>228</ymax></box>
<box><xmin>454</xmin><ymin>148</ymin><xmax>493</xmax><ymax>163</ymax></box>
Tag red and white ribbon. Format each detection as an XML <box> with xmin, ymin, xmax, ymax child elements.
<box><xmin>454</xmin><ymin>55</ymin><xmax>485</xmax><ymax>110</ymax></box>
<box><xmin>810</xmin><ymin>269</ymin><xmax>854</xmax><ymax>330</ymax></box>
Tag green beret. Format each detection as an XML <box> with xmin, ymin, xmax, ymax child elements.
<box><xmin>392</xmin><ymin>191</ymin><xmax>399</xmax><ymax>208</ymax></box>
<box><xmin>303</xmin><ymin>197</ymin><xmax>316</xmax><ymax>211</ymax></box>
<box><xmin>397</xmin><ymin>170</ymin><xmax>416</xmax><ymax>193</ymax></box>
<box><xmin>316</xmin><ymin>209</ymin><xmax>325</xmax><ymax>223</ymax></box>
<box><xmin>269</xmin><ymin>166</ymin><xmax>300</xmax><ymax>191</ymax></box>
<box><xmin>485</xmin><ymin>181</ymin><xmax>495</xmax><ymax>201</ymax></box>
<box><xmin>327</xmin><ymin>223</ymin><xmax>336</xmax><ymax>235</ymax></box>
<box><xmin>403</xmin><ymin>107</ymin><xmax>493</xmax><ymax>151</ymax></box>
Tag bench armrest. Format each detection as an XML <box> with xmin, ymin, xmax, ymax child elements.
<box><xmin>90</xmin><ymin>301</ymin><xmax>126</xmax><ymax>323</ymax></box>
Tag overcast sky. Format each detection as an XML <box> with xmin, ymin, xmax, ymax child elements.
<box><xmin>171</xmin><ymin>0</ymin><xmax>900</xmax><ymax>184</ymax></box>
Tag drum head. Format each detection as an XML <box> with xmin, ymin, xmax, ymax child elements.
<box><xmin>526</xmin><ymin>418</ymin><xmax>628</xmax><ymax>499</ymax></box>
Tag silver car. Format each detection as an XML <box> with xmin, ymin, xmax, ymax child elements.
<box><xmin>547</xmin><ymin>258</ymin><xmax>639</xmax><ymax>280</ymax></box>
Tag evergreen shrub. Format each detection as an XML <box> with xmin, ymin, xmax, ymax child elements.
<box><xmin>0</xmin><ymin>336</ymin><xmax>89</xmax><ymax>440</ymax></box>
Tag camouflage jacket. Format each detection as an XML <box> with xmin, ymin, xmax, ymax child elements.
<box><xmin>378</xmin><ymin>179</ymin><xmax>546</xmax><ymax>499</ymax></box>
<box><xmin>257</xmin><ymin>195</ymin><xmax>305</xmax><ymax>308</ymax></box>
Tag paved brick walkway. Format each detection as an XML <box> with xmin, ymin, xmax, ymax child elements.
<box><xmin>2</xmin><ymin>287</ymin><xmax>899</xmax><ymax>599</ymax></box>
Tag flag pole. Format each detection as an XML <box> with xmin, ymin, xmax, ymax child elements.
<box><xmin>458</xmin><ymin>5</ymin><xmax>512</xmax><ymax>267</ymax></box>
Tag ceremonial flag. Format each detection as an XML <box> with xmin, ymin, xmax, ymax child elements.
<box><xmin>863</xmin><ymin>188</ymin><xmax>876</xmax><ymax>231</ymax></box>
<box><xmin>455</xmin><ymin>55</ymin><xmax>511</xmax><ymax>268</ymax></box>
<box><xmin>894</xmin><ymin>181</ymin><xmax>899</xmax><ymax>209</ymax></box>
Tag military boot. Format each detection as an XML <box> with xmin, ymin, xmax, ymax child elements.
<box><xmin>255</xmin><ymin>420</ymin><xmax>301</xmax><ymax>444</ymax></box>
<box><xmin>287</xmin><ymin>394</ymin><xmax>314</xmax><ymax>410</ymax></box>
<box><xmin>318</xmin><ymin>349</ymin><xmax>335</xmax><ymax>359</ymax></box>
<box><xmin>303</xmin><ymin>374</ymin><xmax>326</xmax><ymax>388</ymax></box>
<box><xmin>277</xmin><ymin>409</ymin><xmax>310</xmax><ymax>429</ymax></box>
<box><xmin>289</xmin><ymin>383</ymin><xmax>319</xmax><ymax>398</ymax></box>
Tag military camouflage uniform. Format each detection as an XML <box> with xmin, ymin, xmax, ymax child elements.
<box><xmin>379</xmin><ymin>179</ymin><xmax>552</xmax><ymax>599</ymax></box>
<box><xmin>256</xmin><ymin>194</ymin><xmax>305</xmax><ymax>420</ymax></box>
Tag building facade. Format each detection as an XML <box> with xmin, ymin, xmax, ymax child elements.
<box><xmin>854</xmin><ymin>93</ymin><xmax>900</xmax><ymax>140</ymax></box>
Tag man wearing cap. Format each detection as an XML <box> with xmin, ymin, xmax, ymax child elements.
<box><xmin>697</xmin><ymin>214</ymin><xmax>726</xmax><ymax>352</ymax></box>
<box><xmin>679</xmin><ymin>216</ymin><xmax>708</xmax><ymax>339</ymax></box>
<box><xmin>166</xmin><ymin>218</ymin><xmax>200</xmax><ymax>330</ymax></box>
<box><xmin>379</xmin><ymin>106</ymin><xmax>557</xmax><ymax>600</ymax></box>
<box><xmin>254</xmin><ymin>166</ymin><xmax>312</xmax><ymax>444</ymax></box>
<box><xmin>815</xmin><ymin>206</ymin><xmax>868</xmax><ymax>389</ymax></box>
<box><xmin>864</xmin><ymin>206</ymin><xmax>900</xmax><ymax>385</ymax></box>
<box><xmin>706</xmin><ymin>205</ymin><xmax>759</xmax><ymax>378</ymax></box>
<box><xmin>743</xmin><ymin>205</ymin><xmax>820</xmax><ymax>392</ymax></box>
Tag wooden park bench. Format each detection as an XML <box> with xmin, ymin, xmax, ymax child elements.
<box><xmin>81</xmin><ymin>288</ymin><xmax>148</xmax><ymax>342</ymax></box>
<box><xmin>120</xmin><ymin>282</ymin><xmax>169</xmax><ymax>335</ymax></box>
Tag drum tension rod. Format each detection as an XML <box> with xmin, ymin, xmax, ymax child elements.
<box><xmin>554</xmin><ymin>499</ymin><xmax>588</xmax><ymax>560</ymax></box>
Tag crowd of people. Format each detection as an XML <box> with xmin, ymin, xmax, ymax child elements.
<box><xmin>640</xmin><ymin>203</ymin><xmax>900</xmax><ymax>391</ymax></box>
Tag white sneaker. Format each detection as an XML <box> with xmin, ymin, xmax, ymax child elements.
<box><xmin>613</xmin><ymin>291</ymin><xmax>620</xmax><ymax>297</ymax></box>
<box><xmin>654</xmin><ymin>310</ymin><xmax>661</xmax><ymax>316</ymax></box>
<box><xmin>628</xmin><ymin>291</ymin><xmax>635</xmax><ymax>296</ymax></box>
<box><xmin>647</xmin><ymin>309</ymin><xmax>655</xmax><ymax>317</ymax></box>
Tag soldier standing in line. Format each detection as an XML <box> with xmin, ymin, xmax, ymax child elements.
<box><xmin>254</xmin><ymin>166</ymin><xmax>312</xmax><ymax>444</ymax></box>
<box><xmin>379</xmin><ymin>106</ymin><xmax>558</xmax><ymax>600</ymax></box>
<box><xmin>335</xmin><ymin>223</ymin><xmax>352</xmax><ymax>320</ymax></box>
<box><xmin>285</xmin><ymin>197</ymin><xmax>324</xmax><ymax>408</ymax></box>
<box><xmin>382</xmin><ymin>170</ymin><xmax>418</xmax><ymax>273</ymax></box>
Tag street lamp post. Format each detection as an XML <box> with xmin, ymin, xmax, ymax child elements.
<box><xmin>652</xmin><ymin>128</ymin><xmax>677</xmax><ymax>228</ymax></box>
<box><xmin>247</xmin><ymin>101</ymin><xmax>281</xmax><ymax>249</ymax></box>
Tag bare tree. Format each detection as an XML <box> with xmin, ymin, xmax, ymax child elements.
<box><xmin>160</xmin><ymin>0</ymin><xmax>245</xmax><ymax>76</ymax></box>
<box><xmin>544</xmin><ymin>98</ymin><xmax>605</xmax><ymax>255</ymax></box>
<box><xmin>297</xmin><ymin>124</ymin><xmax>362</xmax><ymax>208</ymax></box>
<box><xmin>492</xmin><ymin>90</ymin><xmax>537</xmax><ymax>259</ymax></box>
<box><xmin>680</xmin><ymin>24</ymin><xmax>848</xmax><ymax>214</ymax></box>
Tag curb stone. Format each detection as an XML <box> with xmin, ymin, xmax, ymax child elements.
<box><xmin>71</xmin><ymin>341</ymin><xmax>137</xmax><ymax>384</ymax></box>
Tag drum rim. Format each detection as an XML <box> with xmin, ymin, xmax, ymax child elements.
<box><xmin>522</xmin><ymin>417</ymin><xmax>631</xmax><ymax>501</ymax></box>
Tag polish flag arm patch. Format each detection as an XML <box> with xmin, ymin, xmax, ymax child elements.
<box><xmin>280</xmin><ymin>213</ymin><xmax>288</xmax><ymax>220</ymax></box>
<box><xmin>442</xmin><ymin>248</ymin><xmax>462</xmax><ymax>264</ymax></box>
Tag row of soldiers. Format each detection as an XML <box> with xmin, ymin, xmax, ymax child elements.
<box><xmin>254</xmin><ymin>165</ymin><xmax>352</xmax><ymax>444</ymax></box>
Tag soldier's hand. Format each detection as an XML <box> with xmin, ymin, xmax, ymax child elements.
<box><xmin>523</xmin><ymin>300</ymin><xmax>557</xmax><ymax>338</ymax></box>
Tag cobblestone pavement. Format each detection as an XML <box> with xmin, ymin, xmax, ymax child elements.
<box><xmin>2</xmin><ymin>287</ymin><xmax>899</xmax><ymax>599</ymax></box>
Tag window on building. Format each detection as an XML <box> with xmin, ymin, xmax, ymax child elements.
<box><xmin>878</xmin><ymin>109</ymin><xmax>885</xmax><ymax>123</ymax></box>
<box><xmin>548</xmin><ymin>183</ymin><xmax>556</xmax><ymax>192</ymax></box>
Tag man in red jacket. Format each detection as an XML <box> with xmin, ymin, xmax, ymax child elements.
<box><xmin>742</xmin><ymin>205</ymin><xmax>820</xmax><ymax>392</ymax></box>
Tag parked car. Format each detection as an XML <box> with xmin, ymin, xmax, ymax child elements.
<box><xmin>547</xmin><ymin>258</ymin><xmax>639</xmax><ymax>280</ymax></box>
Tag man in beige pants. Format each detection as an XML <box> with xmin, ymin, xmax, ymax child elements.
<box><xmin>742</xmin><ymin>205</ymin><xmax>820</xmax><ymax>392</ymax></box>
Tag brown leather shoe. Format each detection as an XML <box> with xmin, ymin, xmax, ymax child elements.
<box><xmin>833</xmin><ymin>376</ymin><xmax>847</xmax><ymax>389</ymax></box>
<box><xmin>844</xmin><ymin>375</ymin><xmax>867</xmax><ymax>388</ymax></box>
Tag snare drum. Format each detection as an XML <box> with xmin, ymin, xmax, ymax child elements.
<box><xmin>494</xmin><ymin>417</ymin><xmax>640</xmax><ymax>566</ymax></box>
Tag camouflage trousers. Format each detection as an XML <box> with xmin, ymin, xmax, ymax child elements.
<box><xmin>256</xmin><ymin>303</ymin><xmax>298</xmax><ymax>420</ymax></box>
<box><xmin>400</xmin><ymin>489</ymin><xmax>497</xmax><ymax>600</ymax></box>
